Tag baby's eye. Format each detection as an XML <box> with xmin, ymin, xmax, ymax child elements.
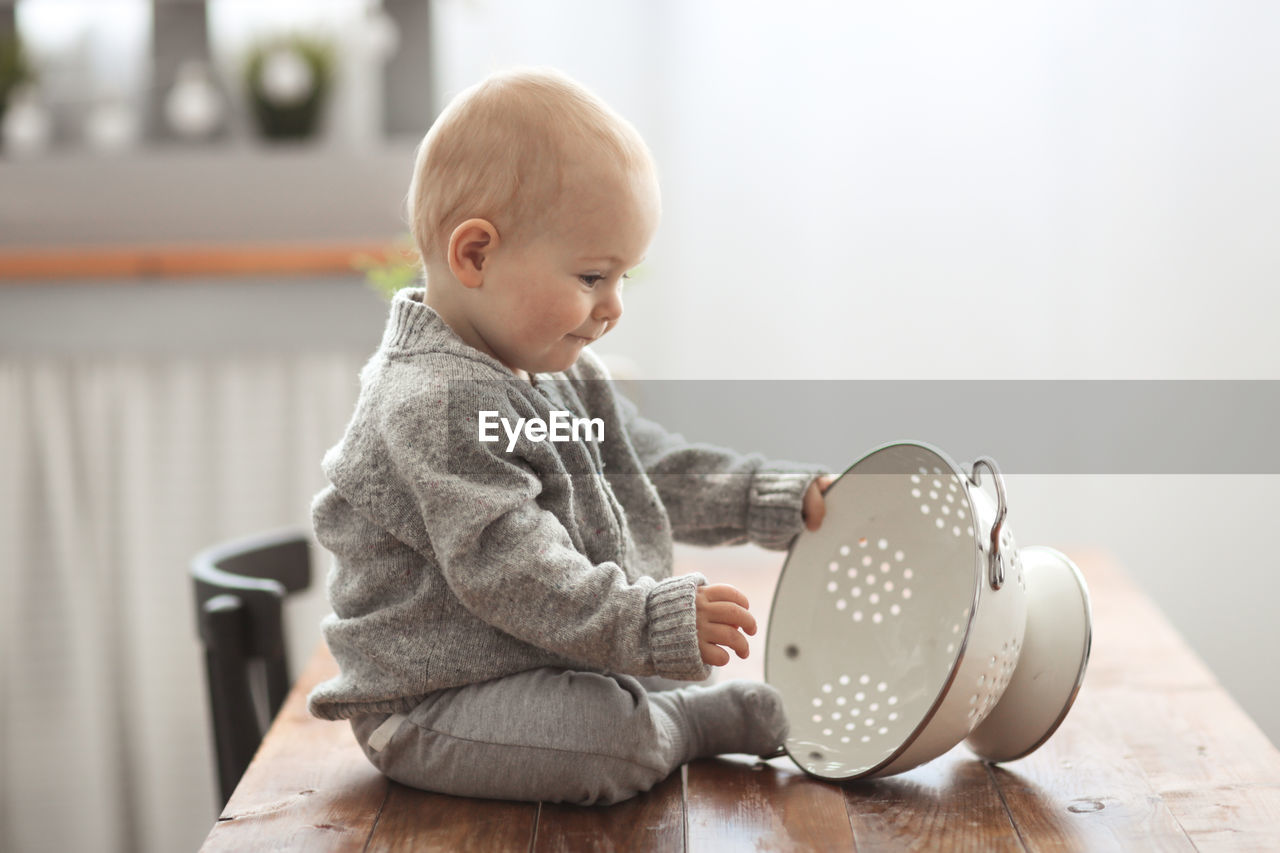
<box><xmin>578</xmin><ymin>274</ymin><xmax>604</xmax><ymax>288</ymax></box>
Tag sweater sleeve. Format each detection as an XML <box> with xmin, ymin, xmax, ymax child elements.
<box><xmin>360</xmin><ymin>384</ymin><xmax>711</xmax><ymax>682</ymax></box>
<box><xmin>615</xmin><ymin>390</ymin><xmax>831</xmax><ymax>550</ymax></box>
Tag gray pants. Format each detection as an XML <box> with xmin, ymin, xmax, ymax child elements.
<box><xmin>349</xmin><ymin>668</ymin><xmax>704</xmax><ymax>806</ymax></box>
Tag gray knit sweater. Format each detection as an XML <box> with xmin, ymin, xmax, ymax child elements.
<box><xmin>307</xmin><ymin>289</ymin><xmax>827</xmax><ymax>721</ymax></box>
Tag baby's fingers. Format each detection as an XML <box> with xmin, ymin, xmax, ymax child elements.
<box><xmin>701</xmin><ymin>583</ymin><xmax>750</xmax><ymax>609</ymax></box>
<box><xmin>702</xmin><ymin>600</ymin><xmax>758</xmax><ymax>636</ymax></box>
<box><xmin>701</xmin><ymin>622</ymin><xmax>751</xmax><ymax>660</ymax></box>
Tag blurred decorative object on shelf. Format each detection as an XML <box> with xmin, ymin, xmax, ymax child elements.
<box><xmin>360</xmin><ymin>2</ymin><xmax>401</xmax><ymax>62</ymax></box>
<box><xmin>352</xmin><ymin>234</ymin><xmax>420</xmax><ymax>300</ymax></box>
<box><xmin>84</xmin><ymin>88</ymin><xmax>141</xmax><ymax>153</ymax></box>
<box><xmin>164</xmin><ymin>59</ymin><xmax>225</xmax><ymax>141</ymax></box>
<box><xmin>0</xmin><ymin>31</ymin><xmax>34</xmax><ymax>132</ymax></box>
<box><xmin>245</xmin><ymin>34</ymin><xmax>335</xmax><ymax>140</ymax></box>
<box><xmin>1</xmin><ymin>83</ymin><xmax>51</xmax><ymax>156</ymax></box>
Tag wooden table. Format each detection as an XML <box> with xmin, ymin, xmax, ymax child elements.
<box><xmin>201</xmin><ymin>549</ymin><xmax>1280</xmax><ymax>851</ymax></box>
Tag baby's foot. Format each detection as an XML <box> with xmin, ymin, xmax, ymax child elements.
<box><xmin>650</xmin><ymin>680</ymin><xmax>789</xmax><ymax>761</ymax></box>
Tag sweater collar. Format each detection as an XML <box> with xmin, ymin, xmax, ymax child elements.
<box><xmin>382</xmin><ymin>288</ymin><xmax>545</xmax><ymax>386</ymax></box>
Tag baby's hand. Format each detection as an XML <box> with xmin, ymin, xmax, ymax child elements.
<box><xmin>802</xmin><ymin>474</ymin><xmax>837</xmax><ymax>532</ymax></box>
<box><xmin>695</xmin><ymin>583</ymin><xmax>757</xmax><ymax>666</ymax></box>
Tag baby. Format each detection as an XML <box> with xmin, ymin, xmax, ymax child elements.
<box><xmin>307</xmin><ymin>67</ymin><xmax>834</xmax><ymax>806</ymax></box>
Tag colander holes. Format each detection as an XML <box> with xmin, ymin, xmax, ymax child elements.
<box><xmin>828</xmin><ymin>561</ymin><xmax>839</xmax><ymax>572</ymax></box>
<box><xmin>812</xmin><ymin>714</ymin><xmax>822</xmax><ymax>723</ymax></box>
<box><xmin>888</xmin><ymin>696</ymin><xmax>898</xmax><ymax>705</ymax></box>
<box><xmin>836</xmin><ymin>696</ymin><xmax>846</xmax><ymax>706</ymax></box>
<box><xmin>853</xmin><ymin>611</ymin><xmax>863</xmax><ymax>622</ymax></box>
<box><xmin>921</xmin><ymin>504</ymin><xmax>931</xmax><ymax>514</ymax></box>
<box><xmin>876</xmin><ymin>681</ymin><xmax>887</xmax><ymax>692</ymax></box>
<box><xmin>840</xmin><ymin>545</ymin><xmax>851</xmax><ymax>556</ymax></box>
<box><xmin>823</xmin><ymin>728</ymin><xmax>833</xmax><ymax>736</ymax></box>
<box><xmin>989</xmin><ymin>656</ymin><xmax>997</xmax><ymax>666</ymax></box>
<box><xmin>952</xmin><ymin>623</ymin><xmax>961</xmax><ymax>634</ymax></box>
<box><xmin>946</xmin><ymin>643</ymin><xmax>956</xmax><ymax>654</ymax></box>
<box><xmin>862</xmin><ymin>556</ymin><xmax>873</xmax><ymax>567</ymax></box>
<box><xmin>822</xmin><ymin>683</ymin><xmax>833</xmax><ymax>693</ymax></box>
<box><xmin>836</xmin><ymin>599</ymin><xmax>847</xmax><ymax>611</ymax></box>
<box><xmin>890</xmin><ymin>604</ymin><xmax>901</xmax><ymax>615</ymax></box>
<box><xmin>903</xmin><ymin>569</ymin><xmax>913</xmax><ymax>579</ymax></box>
<box><xmin>841</xmin><ymin>736</ymin><xmax>851</xmax><ymax>744</ymax></box>
<box><xmin>880</xmin><ymin>561</ymin><xmax>891</xmax><ymax>573</ymax></box>
<box><xmin>812</xmin><ymin>698</ymin><xmax>823</xmax><ymax>707</ymax></box>
<box><xmin>953</xmin><ymin>526</ymin><xmax>962</xmax><ymax>536</ymax></box>
<box><xmin>911</xmin><ymin>473</ymin><xmax>922</xmax><ymax>483</ymax></box>
<box><xmin>858</xmin><ymin>537</ymin><xmax>868</xmax><ymax>547</ymax></box>
<box><xmin>884</xmin><ymin>581</ymin><xmax>894</xmax><ymax>592</ymax></box>
<box><xmin>847</xmin><ymin>568</ymin><xmax>858</xmax><ymax>579</ymax></box>
<box><xmin>862</xmin><ymin>735</ymin><xmax>871</xmax><ymax>743</ymax></box>
<box><xmin>929</xmin><ymin>490</ymin><xmax>939</xmax><ymax>500</ymax></box>
<box><xmin>872</xmin><ymin>612</ymin><xmax>883</xmax><ymax>623</ymax></box>
<box><xmin>851</xmin><ymin>708</ymin><xmax>860</xmax><ymax>716</ymax></box>
<box><xmin>869</xmin><ymin>593</ymin><xmax>880</xmax><ymax>604</ymax></box>
<box><xmin>864</xmin><ymin>718</ymin><xmax>876</xmax><ymax>727</ymax></box>
<box><xmin>957</xmin><ymin>508</ymin><xmax>965</xmax><ymax>519</ymax></box>
<box><xmin>855</xmin><ymin>691</ymin><xmax>866</xmax><ymax>701</ymax></box>
<box><xmin>978</xmin><ymin>674</ymin><xmax>986</xmax><ymax>685</ymax></box>
<box><xmin>967</xmin><ymin>526</ymin><xmax>974</xmax><ymax>536</ymax></box>
<box><xmin>878</xmin><ymin>538</ymin><xmax>888</xmax><ymax>550</ymax></box>
<box><xmin>831</xmin><ymin>711</ymin><xmax>842</xmax><ymax>720</ymax></box>
<box><xmin>969</xmin><ymin>694</ymin><xmax>977</xmax><ymax>705</ymax></box>
<box><xmin>878</xmin><ymin>727</ymin><xmax>889</xmax><ymax>735</ymax></box>
<box><xmin>894</xmin><ymin>550</ymin><xmax>905</xmax><ymax>562</ymax></box>
<box><xmin>902</xmin><ymin>588</ymin><xmax>912</xmax><ymax>599</ymax></box>
<box><xmin>851</xmin><ymin>587</ymin><xmax>862</xmax><ymax>598</ymax></box>
<box><xmin>838</xmin><ymin>675</ymin><xmax>851</xmax><ymax>685</ymax></box>
<box><xmin>911</xmin><ymin>488</ymin><xmax>921</xmax><ymax>498</ymax></box>
<box><xmin>860</xmin><ymin>674</ymin><xmax>870</xmax><ymax>685</ymax></box>
<box><xmin>869</xmin><ymin>703</ymin><xmax>879</xmax><ymax>712</ymax></box>
<box><xmin>845</xmin><ymin>722</ymin><xmax>855</xmax><ymax>730</ymax></box>
<box><xmin>888</xmin><ymin>712</ymin><xmax>899</xmax><ymax>721</ymax></box>
<box><xmin>935</xmin><ymin>518</ymin><xmax>945</xmax><ymax>529</ymax></box>
<box><xmin>946</xmin><ymin>492</ymin><xmax>955</xmax><ymax>503</ymax></box>
<box><xmin>941</xmin><ymin>504</ymin><xmax>950</xmax><ymax>515</ymax></box>
<box><xmin>826</xmin><ymin>581</ymin><xmax>838</xmax><ymax>593</ymax></box>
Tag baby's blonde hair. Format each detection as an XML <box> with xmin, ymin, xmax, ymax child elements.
<box><xmin>408</xmin><ymin>68</ymin><xmax>658</xmax><ymax>266</ymax></box>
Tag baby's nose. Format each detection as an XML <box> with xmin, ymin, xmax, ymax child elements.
<box><xmin>594</xmin><ymin>286</ymin><xmax>623</xmax><ymax>323</ymax></box>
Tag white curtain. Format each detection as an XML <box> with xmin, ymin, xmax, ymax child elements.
<box><xmin>0</xmin><ymin>350</ymin><xmax>365</xmax><ymax>853</ymax></box>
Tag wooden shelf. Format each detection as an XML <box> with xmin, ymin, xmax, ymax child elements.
<box><xmin>0</xmin><ymin>240</ymin><xmax>403</xmax><ymax>280</ymax></box>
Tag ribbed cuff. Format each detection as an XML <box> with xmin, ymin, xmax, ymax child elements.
<box><xmin>747</xmin><ymin>465</ymin><xmax>831</xmax><ymax>550</ymax></box>
<box><xmin>647</xmin><ymin>573</ymin><xmax>712</xmax><ymax>681</ymax></box>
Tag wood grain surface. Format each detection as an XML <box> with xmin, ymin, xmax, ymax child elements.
<box><xmin>200</xmin><ymin>549</ymin><xmax>1280</xmax><ymax>852</ymax></box>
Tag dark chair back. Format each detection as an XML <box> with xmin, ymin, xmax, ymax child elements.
<box><xmin>191</xmin><ymin>530</ymin><xmax>311</xmax><ymax>807</ymax></box>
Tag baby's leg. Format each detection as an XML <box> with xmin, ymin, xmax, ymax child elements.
<box><xmin>349</xmin><ymin>668</ymin><xmax>787</xmax><ymax>806</ymax></box>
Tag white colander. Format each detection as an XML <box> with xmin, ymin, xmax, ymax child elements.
<box><xmin>764</xmin><ymin>440</ymin><xmax>1090</xmax><ymax>781</ymax></box>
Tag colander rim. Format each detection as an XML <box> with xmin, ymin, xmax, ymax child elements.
<box><xmin>765</xmin><ymin>438</ymin><xmax>987</xmax><ymax>781</ymax></box>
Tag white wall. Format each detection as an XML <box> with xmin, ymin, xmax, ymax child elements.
<box><xmin>431</xmin><ymin>0</ymin><xmax>1280</xmax><ymax>743</ymax></box>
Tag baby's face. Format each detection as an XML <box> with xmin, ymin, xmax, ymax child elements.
<box><xmin>473</xmin><ymin>160</ymin><xmax>659</xmax><ymax>378</ymax></box>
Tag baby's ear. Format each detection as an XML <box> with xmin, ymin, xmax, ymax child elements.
<box><xmin>447</xmin><ymin>218</ymin><xmax>499</xmax><ymax>288</ymax></box>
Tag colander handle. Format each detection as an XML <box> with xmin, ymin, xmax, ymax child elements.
<box><xmin>968</xmin><ymin>457</ymin><xmax>1007</xmax><ymax>590</ymax></box>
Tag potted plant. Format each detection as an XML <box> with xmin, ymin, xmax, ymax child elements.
<box><xmin>244</xmin><ymin>33</ymin><xmax>335</xmax><ymax>141</ymax></box>
<box><xmin>0</xmin><ymin>32</ymin><xmax>34</xmax><ymax>129</ymax></box>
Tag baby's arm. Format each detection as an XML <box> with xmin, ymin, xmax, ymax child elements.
<box><xmin>614</xmin><ymin>390</ymin><xmax>832</xmax><ymax>550</ymax></box>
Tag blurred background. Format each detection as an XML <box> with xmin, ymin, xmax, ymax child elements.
<box><xmin>2</xmin><ymin>1</ymin><xmax>1278</xmax><ymax>851</ymax></box>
